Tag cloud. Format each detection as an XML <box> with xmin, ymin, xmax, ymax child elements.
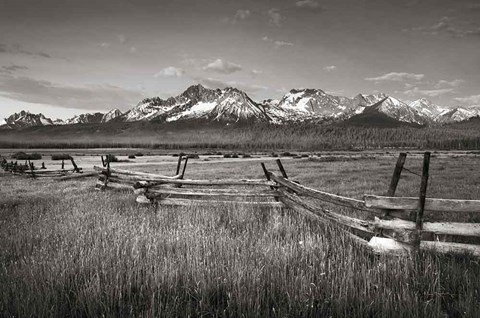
<box><xmin>434</xmin><ymin>79</ymin><xmax>464</xmax><ymax>89</ymax></box>
<box><xmin>0</xmin><ymin>74</ymin><xmax>143</xmax><ymax>111</ymax></box>
<box><xmin>154</xmin><ymin>66</ymin><xmax>185</xmax><ymax>77</ymax></box>
<box><xmin>197</xmin><ymin>77</ymin><xmax>268</xmax><ymax>93</ymax></box>
<box><xmin>407</xmin><ymin>16</ymin><xmax>480</xmax><ymax>38</ymax></box>
<box><xmin>365</xmin><ymin>72</ymin><xmax>425</xmax><ymax>82</ymax></box>
<box><xmin>223</xmin><ymin>9</ymin><xmax>251</xmax><ymax>24</ymax></box>
<box><xmin>454</xmin><ymin>94</ymin><xmax>480</xmax><ymax>105</ymax></box>
<box><xmin>267</xmin><ymin>9</ymin><xmax>282</xmax><ymax>27</ymax></box>
<box><xmin>99</xmin><ymin>42</ymin><xmax>110</xmax><ymax>48</ymax></box>
<box><xmin>0</xmin><ymin>64</ymin><xmax>28</xmax><ymax>74</ymax></box>
<box><xmin>251</xmin><ymin>69</ymin><xmax>263</xmax><ymax>77</ymax></box>
<box><xmin>203</xmin><ymin>59</ymin><xmax>242</xmax><ymax>74</ymax></box>
<box><xmin>295</xmin><ymin>0</ymin><xmax>322</xmax><ymax>9</ymax></box>
<box><xmin>117</xmin><ymin>34</ymin><xmax>127</xmax><ymax>44</ymax></box>
<box><xmin>403</xmin><ymin>87</ymin><xmax>454</xmax><ymax>97</ymax></box>
<box><xmin>323</xmin><ymin>65</ymin><xmax>337</xmax><ymax>72</ymax></box>
<box><xmin>0</xmin><ymin>43</ymin><xmax>51</xmax><ymax>58</ymax></box>
<box><xmin>262</xmin><ymin>36</ymin><xmax>293</xmax><ymax>48</ymax></box>
<box><xmin>130</xmin><ymin>46</ymin><xmax>137</xmax><ymax>53</ymax></box>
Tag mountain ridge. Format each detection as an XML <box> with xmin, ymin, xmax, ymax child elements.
<box><xmin>2</xmin><ymin>84</ymin><xmax>478</xmax><ymax>129</ymax></box>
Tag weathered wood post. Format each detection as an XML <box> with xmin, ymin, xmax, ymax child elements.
<box><xmin>29</xmin><ymin>160</ymin><xmax>36</xmax><ymax>178</ymax></box>
<box><xmin>175</xmin><ymin>154</ymin><xmax>183</xmax><ymax>175</ymax></box>
<box><xmin>181</xmin><ymin>157</ymin><xmax>188</xmax><ymax>179</ymax></box>
<box><xmin>61</xmin><ymin>159</ymin><xmax>65</xmax><ymax>170</ymax></box>
<box><xmin>414</xmin><ymin>152</ymin><xmax>431</xmax><ymax>249</ymax></box>
<box><xmin>384</xmin><ymin>153</ymin><xmax>407</xmax><ymax>218</ymax></box>
<box><xmin>276</xmin><ymin>159</ymin><xmax>288</xmax><ymax>179</ymax></box>
<box><xmin>41</xmin><ymin>162</ymin><xmax>46</xmax><ymax>169</ymax></box>
<box><xmin>70</xmin><ymin>157</ymin><xmax>81</xmax><ymax>173</ymax></box>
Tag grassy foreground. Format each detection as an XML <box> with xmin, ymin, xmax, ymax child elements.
<box><xmin>1</xmin><ymin>155</ymin><xmax>480</xmax><ymax>317</ymax></box>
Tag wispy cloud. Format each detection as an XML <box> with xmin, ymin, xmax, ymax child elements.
<box><xmin>454</xmin><ymin>94</ymin><xmax>480</xmax><ymax>105</ymax></box>
<box><xmin>154</xmin><ymin>66</ymin><xmax>185</xmax><ymax>77</ymax></box>
<box><xmin>323</xmin><ymin>65</ymin><xmax>337</xmax><ymax>72</ymax></box>
<box><xmin>196</xmin><ymin>77</ymin><xmax>268</xmax><ymax>93</ymax></box>
<box><xmin>0</xmin><ymin>64</ymin><xmax>28</xmax><ymax>74</ymax></box>
<box><xmin>404</xmin><ymin>87</ymin><xmax>454</xmax><ymax>97</ymax></box>
<box><xmin>0</xmin><ymin>43</ymin><xmax>51</xmax><ymax>58</ymax></box>
<box><xmin>366</xmin><ymin>72</ymin><xmax>425</xmax><ymax>82</ymax></box>
<box><xmin>203</xmin><ymin>59</ymin><xmax>242</xmax><ymax>74</ymax></box>
<box><xmin>406</xmin><ymin>16</ymin><xmax>480</xmax><ymax>38</ymax></box>
<box><xmin>267</xmin><ymin>9</ymin><xmax>282</xmax><ymax>27</ymax></box>
<box><xmin>117</xmin><ymin>34</ymin><xmax>127</xmax><ymax>44</ymax></box>
<box><xmin>0</xmin><ymin>74</ymin><xmax>143</xmax><ymax>111</ymax></box>
<box><xmin>262</xmin><ymin>36</ymin><xmax>293</xmax><ymax>48</ymax></box>
<box><xmin>224</xmin><ymin>9</ymin><xmax>251</xmax><ymax>24</ymax></box>
<box><xmin>295</xmin><ymin>0</ymin><xmax>323</xmax><ymax>10</ymax></box>
<box><xmin>434</xmin><ymin>79</ymin><xmax>464</xmax><ymax>89</ymax></box>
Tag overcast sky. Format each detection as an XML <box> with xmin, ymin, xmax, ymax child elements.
<box><xmin>0</xmin><ymin>0</ymin><xmax>479</xmax><ymax>120</ymax></box>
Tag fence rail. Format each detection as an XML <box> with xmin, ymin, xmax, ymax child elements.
<box><xmin>92</xmin><ymin>153</ymin><xmax>480</xmax><ymax>258</ymax></box>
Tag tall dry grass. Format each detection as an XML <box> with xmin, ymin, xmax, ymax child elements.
<box><xmin>1</xmin><ymin>179</ymin><xmax>479</xmax><ymax>317</ymax></box>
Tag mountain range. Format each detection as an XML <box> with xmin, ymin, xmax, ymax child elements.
<box><xmin>1</xmin><ymin>84</ymin><xmax>479</xmax><ymax>129</ymax></box>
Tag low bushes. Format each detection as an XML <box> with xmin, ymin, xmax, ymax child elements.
<box><xmin>11</xmin><ymin>152</ymin><xmax>42</xmax><ymax>160</ymax></box>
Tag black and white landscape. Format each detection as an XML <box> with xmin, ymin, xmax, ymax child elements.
<box><xmin>1</xmin><ymin>0</ymin><xmax>480</xmax><ymax>317</ymax></box>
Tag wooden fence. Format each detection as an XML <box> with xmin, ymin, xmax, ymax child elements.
<box><xmin>1</xmin><ymin>156</ymin><xmax>84</xmax><ymax>178</ymax></box>
<box><xmin>262</xmin><ymin>155</ymin><xmax>480</xmax><ymax>257</ymax></box>
<box><xmin>94</xmin><ymin>154</ymin><xmax>189</xmax><ymax>193</ymax></box>
<box><xmin>92</xmin><ymin>152</ymin><xmax>480</xmax><ymax>257</ymax></box>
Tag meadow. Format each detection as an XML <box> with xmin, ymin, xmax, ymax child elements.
<box><xmin>1</xmin><ymin>152</ymin><xmax>480</xmax><ymax>317</ymax></box>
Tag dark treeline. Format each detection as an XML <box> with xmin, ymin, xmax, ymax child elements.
<box><xmin>1</xmin><ymin>121</ymin><xmax>480</xmax><ymax>150</ymax></box>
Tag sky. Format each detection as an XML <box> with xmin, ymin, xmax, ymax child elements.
<box><xmin>0</xmin><ymin>0</ymin><xmax>479</xmax><ymax>120</ymax></box>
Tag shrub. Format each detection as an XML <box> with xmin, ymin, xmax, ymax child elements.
<box><xmin>134</xmin><ymin>152</ymin><xmax>144</xmax><ymax>157</ymax></box>
<box><xmin>281</xmin><ymin>152</ymin><xmax>292</xmax><ymax>157</ymax></box>
<box><xmin>106</xmin><ymin>154</ymin><xmax>119</xmax><ymax>163</ymax></box>
<box><xmin>223</xmin><ymin>154</ymin><xmax>232</xmax><ymax>158</ymax></box>
<box><xmin>51</xmin><ymin>154</ymin><xmax>72</xmax><ymax>160</ymax></box>
<box><xmin>242</xmin><ymin>154</ymin><xmax>252</xmax><ymax>158</ymax></box>
<box><xmin>187</xmin><ymin>154</ymin><xmax>199</xmax><ymax>159</ymax></box>
<box><xmin>231</xmin><ymin>153</ymin><xmax>239</xmax><ymax>158</ymax></box>
<box><xmin>271</xmin><ymin>152</ymin><xmax>279</xmax><ymax>157</ymax></box>
<box><xmin>128</xmin><ymin>155</ymin><xmax>136</xmax><ymax>159</ymax></box>
<box><xmin>12</xmin><ymin>152</ymin><xmax>42</xmax><ymax>160</ymax></box>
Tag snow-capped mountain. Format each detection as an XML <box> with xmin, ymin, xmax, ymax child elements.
<box><xmin>2</xmin><ymin>84</ymin><xmax>479</xmax><ymax>128</ymax></box>
<box><xmin>65</xmin><ymin>112</ymin><xmax>104</xmax><ymax>125</ymax></box>
<box><xmin>1</xmin><ymin>111</ymin><xmax>55</xmax><ymax>129</ymax></box>
<box><xmin>101</xmin><ymin>109</ymin><xmax>123</xmax><ymax>123</ymax></box>
<box><xmin>274</xmin><ymin>89</ymin><xmax>360</xmax><ymax>120</ymax></box>
<box><xmin>435</xmin><ymin>107</ymin><xmax>480</xmax><ymax>123</ymax></box>
<box><xmin>409</xmin><ymin>98</ymin><xmax>446</xmax><ymax>118</ymax></box>
<box><xmin>366</xmin><ymin>96</ymin><xmax>426</xmax><ymax>125</ymax></box>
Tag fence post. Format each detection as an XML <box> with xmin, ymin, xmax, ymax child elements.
<box><xmin>29</xmin><ymin>160</ymin><xmax>36</xmax><ymax>178</ymax></box>
<box><xmin>175</xmin><ymin>154</ymin><xmax>183</xmax><ymax>175</ymax></box>
<box><xmin>384</xmin><ymin>153</ymin><xmax>407</xmax><ymax>218</ymax></box>
<box><xmin>181</xmin><ymin>157</ymin><xmax>188</xmax><ymax>179</ymax></box>
<box><xmin>414</xmin><ymin>152</ymin><xmax>431</xmax><ymax>248</ymax></box>
<box><xmin>70</xmin><ymin>157</ymin><xmax>81</xmax><ymax>173</ymax></box>
<box><xmin>276</xmin><ymin>159</ymin><xmax>288</xmax><ymax>179</ymax></box>
<box><xmin>61</xmin><ymin>159</ymin><xmax>65</xmax><ymax>170</ymax></box>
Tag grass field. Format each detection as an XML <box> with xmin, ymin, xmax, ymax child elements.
<box><xmin>1</xmin><ymin>152</ymin><xmax>480</xmax><ymax>317</ymax></box>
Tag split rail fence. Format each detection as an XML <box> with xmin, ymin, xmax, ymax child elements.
<box><xmin>1</xmin><ymin>156</ymin><xmax>85</xmax><ymax>179</ymax></box>
<box><xmin>94</xmin><ymin>152</ymin><xmax>480</xmax><ymax>257</ymax></box>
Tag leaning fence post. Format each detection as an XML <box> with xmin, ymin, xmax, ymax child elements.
<box><xmin>384</xmin><ymin>153</ymin><xmax>407</xmax><ymax>218</ymax></box>
<box><xmin>276</xmin><ymin>159</ymin><xmax>288</xmax><ymax>179</ymax></box>
<box><xmin>29</xmin><ymin>160</ymin><xmax>36</xmax><ymax>178</ymax></box>
<box><xmin>70</xmin><ymin>157</ymin><xmax>81</xmax><ymax>173</ymax></box>
<box><xmin>181</xmin><ymin>157</ymin><xmax>188</xmax><ymax>179</ymax></box>
<box><xmin>175</xmin><ymin>154</ymin><xmax>183</xmax><ymax>175</ymax></box>
<box><xmin>414</xmin><ymin>152</ymin><xmax>431</xmax><ymax>248</ymax></box>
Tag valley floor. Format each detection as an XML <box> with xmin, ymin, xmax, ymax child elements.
<box><xmin>1</xmin><ymin>152</ymin><xmax>479</xmax><ymax>317</ymax></box>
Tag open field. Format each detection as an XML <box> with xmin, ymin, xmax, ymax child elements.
<box><xmin>1</xmin><ymin>151</ymin><xmax>480</xmax><ymax>317</ymax></box>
